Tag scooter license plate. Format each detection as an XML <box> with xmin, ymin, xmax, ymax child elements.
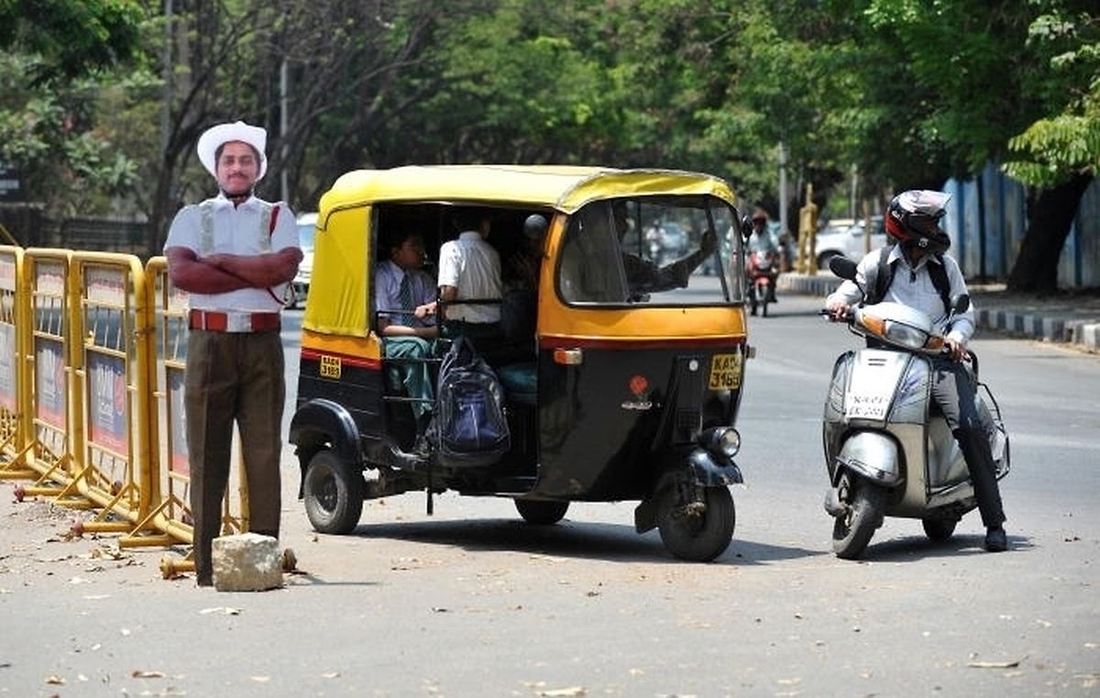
<box><xmin>708</xmin><ymin>353</ymin><xmax>742</xmax><ymax>390</ymax></box>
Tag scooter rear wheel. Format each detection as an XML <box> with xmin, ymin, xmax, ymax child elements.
<box><xmin>921</xmin><ymin>517</ymin><xmax>958</xmax><ymax>542</ymax></box>
<box><xmin>832</xmin><ymin>478</ymin><xmax>885</xmax><ymax>560</ymax></box>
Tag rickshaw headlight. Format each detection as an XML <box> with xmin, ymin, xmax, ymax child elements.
<box><xmin>702</xmin><ymin>427</ymin><xmax>741</xmax><ymax>458</ymax></box>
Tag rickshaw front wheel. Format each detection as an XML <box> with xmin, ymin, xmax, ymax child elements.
<box><xmin>303</xmin><ymin>449</ymin><xmax>365</xmax><ymax>535</ymax></box>
<box><xmin>515</xmin><ymin>499</ymin><xmax>569</xmax><ymax>526</ymax></box>
<box><xmin>657</xmin><ymin>486</ymin><xmax>735</xmax><ymax>562</ymax></box>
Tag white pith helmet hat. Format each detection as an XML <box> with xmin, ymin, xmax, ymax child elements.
<box><xmin>196</xmin><ymin>120</ymin><xmax>268</xmax><ymax>181</ymax></box>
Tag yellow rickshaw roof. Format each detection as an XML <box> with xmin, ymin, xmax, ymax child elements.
<box><xmin>302</xmin><ymin>165</ymin><xmax>739</xmax><ymax>339</ymax></box>
<box><xmin>319</xmin><ymin>165</ymin><xmax>736</xmax><ymax>216</ymax></box>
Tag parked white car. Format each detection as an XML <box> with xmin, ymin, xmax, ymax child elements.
<box><xmin>287</xmin><ymin>212</ymin><xmax>316</xmax><ymax>309</ymax></box>
<box><xmin>813</xmin><ymin>216</ymin><xmax>885</xmax><ymax>268</ymax></box>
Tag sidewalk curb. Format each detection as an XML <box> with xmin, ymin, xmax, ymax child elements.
<box><xmin>777</xmin><ymin>273</ymin><xmax>1099</xmax><ymax>353</ymax></box>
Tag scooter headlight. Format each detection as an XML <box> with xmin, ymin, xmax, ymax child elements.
<box><xmin>882</xmin><ymin>320</ymin><xmax>930</xmax><ymax>350</ymax></box>
<box><xmin>702</xmin><ymin>427</ymin><xmax>741</xmax><ymax>458</ymax></box>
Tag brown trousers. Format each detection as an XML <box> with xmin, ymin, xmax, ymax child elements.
<box><xmin>185</xmin><ymin>329</ymin><xmax>286</xmax><ymax>582</ymax></box>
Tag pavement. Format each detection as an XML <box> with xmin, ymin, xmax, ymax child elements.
<box><xmin>778</xmin><ymin>272</ymin><xmax>1100</xmax><ymax>353</ymax></box>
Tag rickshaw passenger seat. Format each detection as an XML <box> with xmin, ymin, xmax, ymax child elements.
<box><xmin>496</xmin><ymin>361</ymin><xmax>537</xmax><ymax>407</ymax></box>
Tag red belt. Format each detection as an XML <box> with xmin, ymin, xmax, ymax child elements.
<box><xmin>188</xmin><ymin>309</ymin><xmax>281</xmax><ymax>333</ymax></box>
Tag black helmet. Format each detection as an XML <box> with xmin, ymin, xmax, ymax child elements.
<box><xmin>885</xmin><ymin>190</ymin><xmax>951</xmax><ymax>254</ymax></box>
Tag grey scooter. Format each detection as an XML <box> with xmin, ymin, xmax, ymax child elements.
<box><xmin>821</xmin><ymin>258</ymin><xmax>1010</xmax><ymax>559</ymax></box>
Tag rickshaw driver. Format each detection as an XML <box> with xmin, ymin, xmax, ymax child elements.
<box><xmin>501</xmin><ymin>213</ymin><xmax>548</xmax><ymax>346</ymax></box>
<box><xmin>375</xmin><ymin>231</ymin><xmax>438</xmax><ymax>437</ymax></box>
<box><xmin>612</xmin><ymin>202</ymin><xmax>718</xmax><ymax>295</ymax></box>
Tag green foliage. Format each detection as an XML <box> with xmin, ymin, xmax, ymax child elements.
<box><xmin>410</xmin><ymin>0</ymin><xmax>614</xmax><ymax>163</ymax></box>
<box><xmin>862</xmin><ymin>0</ymin><xmax>1035</xmax><ymax>175</ymax></box>
<box><xmin>0</xmin><ymin>51</ymin><xmax>148</xmax><ymax>215</ymax></box>
<box><xmin>0</xmin><ymin>0</ymin><xmax>1096</xmax><ymax>257</ymax></box>
<box><xmin>0</xmin><ymin>0</ymin><xmax>145</xmax><ymax>82</ymax></box>
<box><xmin>1004</xmin><ymin>2</ymin><xmax>1100</xmax><ymax>187</ymax></box>
<box><xmin>861</xmin><ymin>0</ymin><xmax>1099</xmax><ymax>193</ymax></box>
<box><xmin>1006</xmin><ymin>115</ymin><xmax>1100</xmax><ymax>186</ymax></box>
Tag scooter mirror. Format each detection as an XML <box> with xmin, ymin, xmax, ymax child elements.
<box><xmin>829</xmin><ymin>256</ymin><xmax>858</xmax><ymax>280</ymax></box>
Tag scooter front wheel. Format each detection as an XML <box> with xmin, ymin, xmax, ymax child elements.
<box><xmin>832</xmin><ymin>477</ymin><xmax>885</xmax><ymax>560</ymax></box>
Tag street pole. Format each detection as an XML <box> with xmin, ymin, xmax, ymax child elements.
<box><xmin>162</xmin><ymin>0</ymin><xmax>172</xmax><ymax>156</ymax></box>
<box><xmin>280</xmin><ymin>59</ymin><xmax>289</xmax><ymax>204</ymax></box>
<box><xmin>778</xmin><ymin>141</ymin><xmax>788</xmax><ymax>242</ymax></box>
<box><xmin>849</xmin><ymin>163</ymin><xmax>858</xmax><ymax>219</ymax></box>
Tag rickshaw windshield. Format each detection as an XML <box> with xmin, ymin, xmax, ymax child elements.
<box><xmin>557</xmin><ymin>196</ymin><xmax>742</xmax><ymax>305</ymax></box>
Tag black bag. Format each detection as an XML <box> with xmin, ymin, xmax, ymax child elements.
<box><xmin>429</xmin><ymin>336</ymin><xmax>511</xmax><ymax>466</ymax></box>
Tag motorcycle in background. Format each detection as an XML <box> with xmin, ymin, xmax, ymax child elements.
<box><xmin>745</xmin><ymin>246</ymin><xmax>779</xmax><ymax>317</ymax></box>
<box><xmin>820</xmin><ymin>257</ymin><xmax>1010</xmax><ymax>559</ymax></box>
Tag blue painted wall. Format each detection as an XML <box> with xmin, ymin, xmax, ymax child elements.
<box><xmin>944</xmin><ymin>165</ymin><xmax>1098</xmax><ymax>288</ymax></box>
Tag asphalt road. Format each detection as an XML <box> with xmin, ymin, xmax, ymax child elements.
<box><xmin>1</xmin><ymin>295</ymin><xmax>1098</xmax><ymax>697</ymax></box>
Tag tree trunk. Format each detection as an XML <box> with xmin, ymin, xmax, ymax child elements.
<box><xmin>1007</xmin><ymin>173</ymin><xmax>1093</xmax><ymax>294</ymax></box>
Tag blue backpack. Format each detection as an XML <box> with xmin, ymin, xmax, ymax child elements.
<box><xmin>429</xmin><ymin>336</ymin><xmax>511</xmax><ymax>467</ymax></box>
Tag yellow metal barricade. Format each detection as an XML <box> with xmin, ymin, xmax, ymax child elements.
<box><xmin>14</xmin><ymin>249</ymin><xmax>89</xmax><ymax>506</ymax></box>
<box><xmin>1</xmin><ymin>248</ymin><xmax>258</xmax><ymax>579</ymax></box>
<box><xmin>138</xmin><ymin>258</ymin><xmax>251</xmax><ymax>579</ymax></box>
<box><xmin>0</xmin><ymin>246</ymin><xmax>34</xmax><ymax>478</ymax></box>
<box><xmin>64</xmin><ymin>252</ymin><xmax>158</xmax><ymax>534</ymax></box>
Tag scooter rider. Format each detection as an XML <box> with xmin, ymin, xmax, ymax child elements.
<box><xmin>825</xmin><ymin>190</ymin><xmax>1008</xmax><ymax>552</ymax></box>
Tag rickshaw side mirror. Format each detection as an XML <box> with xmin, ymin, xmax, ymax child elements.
<box><xmin>739</xmin><ymin>214</ymin><xmax>754</xmax><ymax>242</ymax></box>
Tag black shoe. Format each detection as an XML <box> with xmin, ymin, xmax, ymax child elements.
<box><xmin>196</xmin><ymin>573</ymin><xmax>213</xmax><ymax>587</ymax></box>
<box><xmin>984</xmin><ymin>525</ymin><xmax>1008</xmax><ymax>552</ymax></box>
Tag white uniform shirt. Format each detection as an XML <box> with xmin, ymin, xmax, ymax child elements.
<box><xmin>826</xmin><ymin>245</ymin><xmax>976</xmax><ymax>343</ymax></box>
<box><xmin>164</xmin><ymin>194</ymin><xmax>299</xmax><ymax>312</ymax></box>
<box><xmin>437</xmin><ymin>231</ymin><xmax>502</xmax><ymax>323</ymax></box>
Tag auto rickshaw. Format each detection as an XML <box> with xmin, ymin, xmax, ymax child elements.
<box><xmin>290</xmin><ymin>165</ymin><xmax>754</xmax><ymax>561</ymax></box>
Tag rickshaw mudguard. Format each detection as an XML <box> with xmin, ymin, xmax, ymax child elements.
<box><xmin>634</xmin><ymin>448</ymin><xmax>742</xmax><ymax>533</ymax></box>
<box><xmin>290</xmin><ymin>398</ymin><xmax>363</xmax><ymax>488</ymax></box>
<box><xmin>687</xmin><ymin>447</ymin><xmax>744</xmax><ymax>487</ymax></box>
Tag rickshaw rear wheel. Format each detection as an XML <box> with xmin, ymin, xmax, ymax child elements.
<box><xmin>657</xmin><ymin>486</ymin><xmax>735</xmax><ymax>562</ymax></box>
<box><xmin>303</xmin><ymin>449</ymin><xmax>364</xmax><ymax>535</ymax></box>
<box><xmin>515</xmin><ymin>499</ymin><xmax>569</xmax><ymax>526</ymax></box>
